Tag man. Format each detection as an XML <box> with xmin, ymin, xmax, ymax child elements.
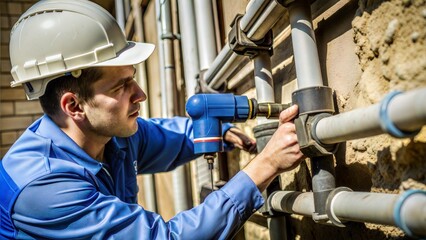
<box><xmin>0</xmin><ymin>0</ymin><xmax>304</xmax><ymax>239</ymax></box>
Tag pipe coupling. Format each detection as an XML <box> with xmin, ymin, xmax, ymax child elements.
<box><xmin>292</xmin><ymin>86</ymin><xmax>339</xmax><ymax>157</ymax></box>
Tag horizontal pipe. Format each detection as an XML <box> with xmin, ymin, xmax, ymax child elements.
<box><xmin>330</xmin><ymin>191</ymin><xmax>398</xmax><ymax>226</ymax></box>
<box><xmin>270</xmin><ymin>190</ymin><xmax>426</xmax><ymax>237</ymax></box>
<box><xmin>205</xmin><ymin>0</ymin><xmax>286</xmax><ymax>90</ymax></box>
<box><xmin>315</xmin><ymin>88</ymin><xmax>426</xmax><ymax>144</ymax></box>
<box><xmin>270</xmin><ymin>191</ymin><xmax>315</xmax><ymax>216</ymax></box>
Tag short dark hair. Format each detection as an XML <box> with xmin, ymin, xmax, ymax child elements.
<box><xmin>39</xmin><ymin>67</ymin><xmax>103</xmax><ymax>117</ymax></box>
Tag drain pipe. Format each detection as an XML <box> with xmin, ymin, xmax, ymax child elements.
<box><xmin>253</xmin><ymin>52</ymin><xmax>288</xmax><ymax>240</ymax></box>
<box><xmin>269</xmin><ymin>189</ymin><xmax>426</xmax><ymax>238</ymax></box>
<box><xmin>194</xmin><ymin>0</ymin><xmax>217</xmax><ymax>72</ymax></box>
<box><xmin>132</xmin><ymin>0</ymin><xmax>157</xmax><ymax>212</ymax></box>
<box><xmin>176</xmin><ymin>0</ymin><xmax>204</xmax><ymax>204</ymax></box>
<box><xmin>283</xmin><ymin>0</ymin><xmax>337</xmax><ymax>223</ymax></box>
<box><xmin>156</xmin><ymin>0</ymin><xmax>190</xmax><ymax>213</ymax></box>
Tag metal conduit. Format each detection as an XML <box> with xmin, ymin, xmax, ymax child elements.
<box><xmin>315</xmin><ymin>87</ymin><xmax>426</xmax><ymax>145</ymax></box>
<box><xmin>156</xmin><ymin>0</ymin><xmax>190</xmax><ymax>213</ymax></box>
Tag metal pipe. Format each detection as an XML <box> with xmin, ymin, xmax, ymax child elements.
<box><xmin>288</xmin><ymin>0</ymin><xmax>323</xmax><ymax>88</ymax></box>
<box><xmin>156</xmin><ymin>0</ymin><xmax>190</xmax><ymax>213</ymax></box>
<box><xmin>315</xmin><ymin>88</ymin><xmax>426</xmax><ymax>144</ymax></box>
<box><xmin>194</xmin><ymin>0</ymin><xmax>217</xmax><ymax>71</ymax></box>
<box><xmin>132</xmin><ymin>0</ymin><xmax>157</xmax><ymax>212</ymax></box>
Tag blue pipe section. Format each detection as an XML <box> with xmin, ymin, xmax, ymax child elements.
<box><xmin>186</xmin><ymin>94</ymin><xmax>251</xmax><ymax>154</ymax></box>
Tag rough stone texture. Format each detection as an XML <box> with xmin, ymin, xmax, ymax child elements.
<box><xmin>237</xmin><ymin>0</ymin><xmax>426</xmax><ymax>239</ymax></box>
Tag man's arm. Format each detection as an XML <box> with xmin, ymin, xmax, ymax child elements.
<box><xmin>12</xmin><ymin>171</ymin><xmax>262</xmax><ymax>239</ymax></box>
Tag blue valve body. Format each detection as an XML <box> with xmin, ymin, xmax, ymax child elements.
<box><xmin>186</xmin><ymin>94</ymin><xmax>251</xmax><ymax>154</ymax></box>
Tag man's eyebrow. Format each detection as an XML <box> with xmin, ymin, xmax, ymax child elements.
<box><xmin>110</xmin><ymin>76</ymin><xmax>134</xmax><ymax>90</ymax></box>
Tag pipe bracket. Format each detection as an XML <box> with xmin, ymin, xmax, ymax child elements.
<box><xmin>379</xmin><ymin>91</ymin><xmax>421</xmax><ymax>138</ymax></box>
<box><xmin>228</xmin><ymin>14</ymin><xmax>273</xmax><ymax>59</ymax></box>
<box><xmin>393</xmin><ymin>189</ymin><xmax>426</xmax><ymax>238</ymax></box>
<box><xmin>292</xmin><ymin>86</ymin><xmax>339</xmax><ymax>157</ymax></box>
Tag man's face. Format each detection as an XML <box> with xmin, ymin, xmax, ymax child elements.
<box><xmin>81</xmin><ymin>65</ymin><xmax>146</xmax><ymax>138</ymax></box>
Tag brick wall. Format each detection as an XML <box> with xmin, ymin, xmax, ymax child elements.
<box><xmin>0</xmin><ymin>0</ymin><xmax>41</xmax><ymax>158</ymax></box>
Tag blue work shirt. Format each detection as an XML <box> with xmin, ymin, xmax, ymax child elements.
<box><xmin>0</xmin><ymin>115</ymin><xmax>264</xmax><ymax>239</ymax></box>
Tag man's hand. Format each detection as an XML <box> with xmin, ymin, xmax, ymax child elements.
<box><xmin>224</xmin><ymin>127</ymin><xmax>257</xmax><ymax>153</ymax></box>
<box><xmin>242</xmin><ymin>105</ymin><xmax>305</xmax><ymax>192</ymax></box>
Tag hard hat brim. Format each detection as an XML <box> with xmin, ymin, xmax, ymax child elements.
<box><xmin>94</xmin><ymin>41</ymin><xmax>155</xmax><ymax>67</ymax></box>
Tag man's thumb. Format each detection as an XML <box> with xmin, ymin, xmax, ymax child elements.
<box><xmin>279</xmin><ymin>105</ymin><xmax>299</xmax><ymax>123</ymax></box>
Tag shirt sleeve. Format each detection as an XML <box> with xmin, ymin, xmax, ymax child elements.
<box><xmin>12</xmin><ymin>171</ymin><xmax>264</xmax><ymax>240</ymax></box>
<box><xmin>131</xmin><ymin>117</ymin><xmax>234</xmax><ymax>173</ymax></box>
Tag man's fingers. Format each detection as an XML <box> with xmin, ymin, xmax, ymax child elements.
<box><xmin>279</xmin><ymin>105</ymin><xmax>299</xmax><ymax>123</ymax></box>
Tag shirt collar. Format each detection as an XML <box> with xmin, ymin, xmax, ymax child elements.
<box><xmin>35</xmin><ymin>115</ymin><xmax>116</xmax><ymax>175</ymax></box>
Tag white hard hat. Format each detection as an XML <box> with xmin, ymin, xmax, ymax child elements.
<box><xmin>9</xmin><ymin>0</ymin><xmax>155</xmax><ymax>99</ymax></box>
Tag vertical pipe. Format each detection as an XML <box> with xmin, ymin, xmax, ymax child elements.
<box><xmin>115</xmin><ymin>0</ymin><xmax>125</xmax><ymax>30</ymax></box>
<box><xmin>132</xmin><ymin>0</ymin><xmax>157</xmax><ymax>212</ymax></box>
<box><xmin>288</xmin><ymin>0</ymin><xmax>335</xmax><ymax>221</ymax></box>
<box><xmin>288</xmin><ymin>0</ymin><xmax>323</xmax><ymax>89</ymax></box>
<box><xmin>177</xmin><ymin>0</ymin><xmax>199</xmax><ymax>96</ymax></box>
<box><xmin>254</xmin><ymin>51</ymin><xmax>274</xmax><ymax>103</ymax></box>
<box><xmin>194</xmin><ymin>0</ymin><xmax>217</xmax><ymax>71</ymax></box>
<box><xmin>156</xmin><ymin>0</ymin><xmax>190</xmax><ymax>213</ymax></box>
<box><xmin>253</xmin><ymin>51</ymin><xmax>287</xmax><ymax>240</ymax></box>
<box><xmin>177</xmin><ymin>0</ymin><xmax>204</xmax><ymax>205</ymax></box>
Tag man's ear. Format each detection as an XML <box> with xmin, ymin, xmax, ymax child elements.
<box><xmin>60</xmin><ymin>92</ymin><xmax>85</xmax><ymax>120</ymax></box>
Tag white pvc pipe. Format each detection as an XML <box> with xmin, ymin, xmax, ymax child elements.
<box><xmin>240</xmin><ymin>0</ymin><xmax>269</xmax><ymax>32</ymax></box>
<box><xmin>115</xmin><ymin>0</ymin><xmax>125</xmax><ymax>30</ymax></box>
<box><xmin>247</xmin><ymin>0</ymin><xmax>284</xmax><ymax>41</ymax></box>
<box><xmin>289</xmin><ymin>0</ymin><xmax>324</xmax><ymax>88</ymax></box>
<box><xmin>270</xmin><ymin>191</ymin><xmax>315</xmax><ymax>217</ymax></box>
<box><xmin>206</xmin><ymin>0</ymin><xmax>287</xmax><ymax>90</ymax></box>
<box><xmin>315</xmin><ymin>88</ymin><xmax>426</xmax><ymax>144</ymax></box>
<box><xmin>194</xmin><ymin>0</ymin><xmax>217</xmax><ymax>71</ymax></box>
<box><xmin>270</xmin><ymin>190</ymin><xmax>426</xmax><ymax>237</ymax></box>
<box><xmin>177</xmin><ymin>0</ymin><xmax>199</xmax><ymax>97</ymax></box>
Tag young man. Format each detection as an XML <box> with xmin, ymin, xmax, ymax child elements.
<box><xmin>0</xmin><ymin>0</ymin><xmax>304</xmax><ymax>239</ymax></box>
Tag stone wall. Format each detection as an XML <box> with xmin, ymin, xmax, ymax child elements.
<box><xmin>224</xmin><ymin>0</ymin><xmax>426</xmax><ymax>239</ymax></box>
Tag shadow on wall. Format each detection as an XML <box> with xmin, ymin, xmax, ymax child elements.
<box><xmin>371</xmin><ymin>139</ymin><xmax>426</xmax><ymax>191</ymax></box>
